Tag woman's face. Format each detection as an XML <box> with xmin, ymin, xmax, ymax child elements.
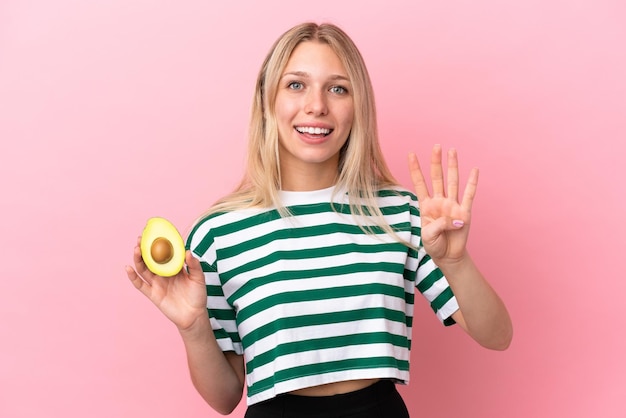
<box><xmin>274</xmin><ymin>41</ymin><xmax>354</xmax><ymax>190</ymax></box>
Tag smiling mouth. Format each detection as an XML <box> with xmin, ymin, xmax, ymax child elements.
<box><xmin>295</xmin><ymin>126</ymin><xmax>333</xmax><ymax>136</ymax></box>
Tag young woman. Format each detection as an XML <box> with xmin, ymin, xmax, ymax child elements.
<box><xmin>126</xmin><ymin>22</ymin><xmax>512</xmax><ymax>418</ymax></box>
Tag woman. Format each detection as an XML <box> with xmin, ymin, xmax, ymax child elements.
<box><xmin>126</xmin><ymin>22</ymin><xmax>512</xmax><ymax>417</ymax></box>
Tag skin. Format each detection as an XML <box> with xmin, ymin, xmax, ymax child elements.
<box><xmin>409</xmin><ymin>146</ymin><xmax>513</xmax><ymax>350</ymax></box>
<box><xmin>275</xmin><ymin>41</ymin><xmax>354</xmax><ymax>191</ymax></box>
<box><xmin>126</xmin><ymin>243</ymin><xmax>245</xmax><ymax>414</ymax></box>
<box><xmin>126</xmin><ymin>41</ymin><xmax>512</xmax><ymax>413</ymax></box>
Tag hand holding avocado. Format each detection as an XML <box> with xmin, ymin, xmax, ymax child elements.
<box><xmin>125</xmin><ymin>218</ymin><xmax>208</xmax><ymax>331</ymax></box>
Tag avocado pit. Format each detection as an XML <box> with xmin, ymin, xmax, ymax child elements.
<box><xmin>151</xmin><ymin>237</ymin><xmax>174</xmax><ymax>264</ymax></box>
<box><xmin>140</xmin><ymin>217</ymin><xmax>185</xmax><ymax>277</ymax></box>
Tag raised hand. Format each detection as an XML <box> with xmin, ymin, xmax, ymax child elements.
<box><xmin>125</xmin><ymin>237</ymin><xmax>208</xmax><ymax>331</ymax></box>
<box><xmin>408</xmin><ymin>145</ymin><xmax>479</xmax><ymax>263</ymax></box>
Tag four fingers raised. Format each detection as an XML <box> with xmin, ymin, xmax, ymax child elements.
<box><xmin>408</xmin><ymin>145</ymin><xmax>478</xmax><ymax>211</ymax></box>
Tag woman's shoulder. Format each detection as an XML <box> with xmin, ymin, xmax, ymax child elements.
<box><xmin>185</xmin><ymin>205</ymin><xmax>266</xmax><ymax>252</ymax></box>
<box><xmin>189</xmin><ymin>205</ymin><xmax>266</xmax><ymax>234</ymax></box>
<box><xmin>375</xmin><ymin>185</ymin><xmax>418</xmax><ymax>203</ymax></box>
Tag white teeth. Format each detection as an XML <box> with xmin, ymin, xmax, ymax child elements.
<box><xmin>296</xmin><ymin>126</ymin><xmax>331</xmax><ymax>135</ymax></box>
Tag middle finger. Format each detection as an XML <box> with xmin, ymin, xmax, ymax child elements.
<box><xmin>430</xmin><ymin>144</ymin><xmax>445</xmax><ymax>197</ymax></box>
<box><xmin>447</xmin><ymin>148</ymin><xmax>459</xmax><ymax>202</ymax></box>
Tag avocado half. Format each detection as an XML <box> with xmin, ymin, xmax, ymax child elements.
<box><xmin>140</xmin><ymin>217</ymin><xmax>185</xmax><ymax>277</ymax></box>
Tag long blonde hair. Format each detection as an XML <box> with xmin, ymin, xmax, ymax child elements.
<box><xmin>206</xmin><ymin>22</ymin><xmax>400</xmax><ymax>234</ymax></box>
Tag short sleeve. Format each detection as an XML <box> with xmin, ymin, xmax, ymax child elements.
<box><xmin>406</xmin><ymin>192</ymin><xmax>460</xmax><ymax>326</ymax></box>
<box><xmin>186</xmin><ymin>217</ymin><xmax>244</xmax><ymax>354</ymax></box>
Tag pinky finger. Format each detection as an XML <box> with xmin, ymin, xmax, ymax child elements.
<box><xmin>408</xmin><ymin>152</ymin><xmax>430</xmax><ymax>202</ymax></box>
<box><xmin>125</xmin><ymin>265</ymin><xmax>151</xmax><ymax>296</ymax></box>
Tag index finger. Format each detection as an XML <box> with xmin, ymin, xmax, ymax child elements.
<box><xmin>133</xmin><ymin>241</ymin><xmax>155</xmax><ymax>280</ymax></box>
<box><xmin>408</xmin><ymin>152</ymin><xmax>430</xmax><ymax>202</ymax></box>
<box><xmin>460</xmin><ymin>167</ymin><xmax>479</xmax><ymax>213</ymax></box>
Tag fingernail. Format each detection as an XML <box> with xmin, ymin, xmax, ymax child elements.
<box><xmin>453</xmin><ymin>220</ymin><xmax>464</xmax><ymax>228</ymax></box>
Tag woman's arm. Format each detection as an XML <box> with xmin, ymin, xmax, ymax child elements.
<box><xmin>126</xmin><ymin>245</ymin><xmax>245</xmax><ymax>414</ymax></box>
<box><xmin>409</xmin><ymin>146</ymin><xmax>513</xmax><ymax>350</ymax></box>
<box><xmin>178</xmin><ymin>314</ymin><xmax>245</xmax><ymax>414</ymax></box>
<box><xmin>439</xmin><ymin>254</ymin><xmax>512</xmax><ymax>350</ymax></box>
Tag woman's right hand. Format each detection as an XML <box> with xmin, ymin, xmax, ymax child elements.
<box><xmin>125</xmin><ymin>237</ymin><xmax>208</xmax><ymax>332</ymax></box>
<box><xmin>126</xmin><ymin>240</ymin><xmax>246</xmax><ymax>413</ymax></box>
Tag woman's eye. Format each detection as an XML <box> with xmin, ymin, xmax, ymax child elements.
<box><xmin>288</xmin><ymin>81</ymin><xmax>303</xmax><ymax>90</ymax></box>
<box><xmin>330</xmin><ymin>86</ymin><xmax>347</xmax><ymax>94</ymax></box>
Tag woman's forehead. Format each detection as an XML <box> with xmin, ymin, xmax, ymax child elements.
<box><xmin>282</xmin><ymin>42</ymin><xmax>349</xmax><ymax>79</ymax></box>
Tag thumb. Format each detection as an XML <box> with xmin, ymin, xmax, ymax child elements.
<box><xmin>423</xmin><ymin>217</ymin><xmax>465</xmax><ymax>241</ymax></box>
<box><xmin>185</xmin><ymin>250</ymin><xmax>204</xmax><ymax>282</ymax></box>
<box><xmin>438</xmin><ymin>217</ymin><xmax>466</xmax><ymax>231</ymax></box>
<box><xmin>451</xmin><ymin>219</ymin><xmax>465</xmax><ymax>229</ymax></box>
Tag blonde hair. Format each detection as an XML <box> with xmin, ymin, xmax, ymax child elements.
<box><xmin>205</xmin><ymin>22</ymin><xmax>401</xmax><ymax>236</ymax></box>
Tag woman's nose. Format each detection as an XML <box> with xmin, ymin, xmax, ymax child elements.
<box><xmin>304</xmin><ymin>89</ymin><xmax>328</xmax><ymax>116</ymax></box>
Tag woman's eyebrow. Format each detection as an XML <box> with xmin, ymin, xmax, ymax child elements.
<box><xmin>282</xmin><ymin>70</ymin><xmax>310</xmax><ymax>78</ymax></box>
<box><xmin>281</xmin><ymin>71</ymin><xmax>350</xmax><ymax>82</ymax></box>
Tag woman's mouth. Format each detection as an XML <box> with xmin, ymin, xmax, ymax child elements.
<box><xmin>295</xmin><ymin>126</ymin><xmax>332</xmax><ymax>136</ymax></box>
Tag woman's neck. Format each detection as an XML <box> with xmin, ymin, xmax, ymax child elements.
<box><xmin>279</xmin><ymin>163</ymin><xmax>339</xmax><ymax>191</ymax></box>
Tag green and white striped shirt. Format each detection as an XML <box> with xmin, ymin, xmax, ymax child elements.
<box><xmin>187</xmin><ymin>186</ymin><xmax>458</xmax><ymax>405</ymax></box>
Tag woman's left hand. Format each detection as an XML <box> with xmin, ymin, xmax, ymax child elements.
<box><xmin>408</xmin><ymin>145</ymin><xmax>478</xmax><ymax>264</ymax></box>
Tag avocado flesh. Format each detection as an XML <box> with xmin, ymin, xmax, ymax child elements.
<box><xmin>140</xmin><ymin>217</ymin><xmax>185</xmax><ymax>277</ymax></box>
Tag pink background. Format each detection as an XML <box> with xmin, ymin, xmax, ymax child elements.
<box><xmin>1</xmin><ymin>1</ymin><xmax>625</xmax><ymax>417</ymax></box>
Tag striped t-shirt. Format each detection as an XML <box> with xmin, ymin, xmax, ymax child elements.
<box><xmin>186</xmin><ymin>185</ymin><xmax>459</xmax><ymax>405</ymax></box>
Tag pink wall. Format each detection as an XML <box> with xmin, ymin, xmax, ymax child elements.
<box><xmin>1</xmin><ymin>1</ymin><xmax>625</xmax><ymax>417</ymax></box>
